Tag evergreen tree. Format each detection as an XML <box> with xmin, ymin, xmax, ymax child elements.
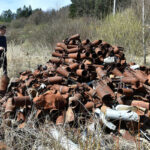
<box><xmin>0</xmin><ymin>9</ymin><xmax>14</xmax><ymax>22</ymax></box>
<box><xmin>16</xmin><ymin>5</ymin><xmax>32</xmax><ymax>18</ymax></box>
<box><xmin>69</xmin><ymin>0</ymin><xmax>132</xmax><ymax>18</ymax></box>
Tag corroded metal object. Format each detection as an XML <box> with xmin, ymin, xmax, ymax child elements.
<box><xmin>1</xmin><ymin>33</ymin><xmax>150</xmax><ymax>142</ymax></box>
<box><xmin>0</xmin><ymin>75</ymin><xmax>9</xmax><ymax>93</ymax></box>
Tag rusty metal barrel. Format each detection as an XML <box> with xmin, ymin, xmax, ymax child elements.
<box><xmin>0</xmin><ymin>75</ymin><xmax>9</xmax><ymax>93</ymax></box>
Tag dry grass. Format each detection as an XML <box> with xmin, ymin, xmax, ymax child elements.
<box><xmin>4</xmin><ymin>42</ymin><xmax>51</xmax><ymax>77</ymax></box>
<box><xmin>1</xmin><ymin>109</ymin><xmax>150</xmax><ymax>150</ymax></box>
<box><xmin>7</xmin><ymin>8</ymin><xmax>150</xmax><ymax>57</ymax></box>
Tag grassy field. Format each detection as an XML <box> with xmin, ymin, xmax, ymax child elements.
<box><xmin>4</xmin><ymin>42</ymin><xmax>51</xmax><ymax>77</ymax></box>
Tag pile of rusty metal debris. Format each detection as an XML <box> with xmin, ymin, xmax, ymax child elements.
<box><xmin>0</xmin><ymin>34</ymin><xmax>150</xmax><ymax>141</ymax></box>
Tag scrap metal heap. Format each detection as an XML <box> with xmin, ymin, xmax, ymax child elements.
<box><xmin>1</xmin><ymin>34</ymin><xmax>150</xmax><ymax>140</ymax></box>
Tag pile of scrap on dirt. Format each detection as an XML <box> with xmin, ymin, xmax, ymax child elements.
<box><xmin>0</xmin><ymin>34</ymin><xmax>150</xmax><ymax>140</ymax></box>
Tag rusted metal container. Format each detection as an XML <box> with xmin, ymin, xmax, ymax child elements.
<box><xmin>33</xmin><ymin>91</ymin><xmax>67</xmax><ymax>110</ymax></box>
<box><xmin>17</xmin><ymin>111</ymin><xmax>26</xmax><ymax>122</ymax></box>
<box><xmin>102</xmin><ymin>83</ymin><xmax>115</xmax><ymax>98</ymax></box>
<box><xmin>99</xmin><ymin>56</ymin><xmax>104</xmax><ymax>62</ymax></box>
<box><xmin>51</xmin><ymin>84</ymin><xmax>70</xmax><ymax>94</ymax></box>
<box><xmin>27</xmin><ymin>88</ymin><xmax>37</xmax><ymax>98</ymax></box>
<box><xmin>112</xmin><ymin>46</ymin><xmax>119</xmax><ymax>54</ymax></box>
<box><xmin>84</xmin><ymin>101</ymin><xmax>94</xmax><ymax>110</ymax></box>
<box><xmin>0</xmin><ymin>75</ymin><xmax>10</xmax><ymax>93</ymax></box>
<box><xmin>54</xmin><ymin>93</ymin><xmax>67</xmax><ymax>109</ymax></box>
<box><xmin>13</xmin><ymin>96</ymin><xmax>31</xmax><ymax>107</ymax></box>
<box><xmin>56</xmin><ymin>67</ymin><xmax>70</xmax><ymax>77</ymax></box>
<box><xmin>55</xmin><ymin>47</ymin><xmax>64</xmax><ymax>51</ymax></box>
<box><xmin>68</xmin><ymin>53</ymin><xmax>80</xmax><ymax>59</ymax></box>
<box><xmin>56</xmin><ymin>43</ymin><xmax>67</xmax><ymax>50</ymax></box>
<box><xmin>88</xmin><ymin>88</ymin><xmax>96</xmax><ymax>97</ymax></box>
<box><xmin>106</xmin><ymin>49</ymin><xmax>114</xmax><ymax>57</ymax></box>
<box><xmin>25</xmin><ymin>77</ymin><xmax>35</xmax><ymax>87</ymax></box>
<box><xmin>48</xmin><ymin>76</ymin><xmax>63</xmax><ymax>84</ymax></box>
<box><xmin>64</xmin><ymin>58</ymin><xmax>76</xmax><ymax>64</ymax></box>
<box><xmin>56</xmin><ymin>112</ymin><xmax>65</xmax><ymax>125</ymax></box>
<box><xmin>123</xmin><ymin>69</ymin><xmax>134</xmax><ymax>77</ymax></box>
<box><xmin>101</xmin><ymin>41</ymin><xmax>110</xmax><ymax>47</ymax></box>
<box><xmin>121</xmin><ymin>59</ymin><xmax>126</xmax><ymax>66</ymax></box>
<box><xmin>79</xmin><ymin>64</ymin><xmax>85</xmax><ymax>70</ymax></box>
<box><xmin>117</xmin><ymin>51</ymin><xmax>125</xmax><ymax>59</ymax></box>
<box><xmin>20</xmin><ymin>70</ymin><xmax>32</xmax><ymax>76</ymax></box>
<box><xmin>62</xmin><ymin>93</ymin><xmax>69</xmax><ymax>99</ymax></box>
<box><xmin>69</xmin><ymin>93</ymin><xmax>82</xmax><ymax>109</ymax></box>
<box><xmin>131</xmin><ymin>100</ymin><xmax>150</xmax><ymax>110</ymax></box>
<box><xmin>68</xmin><ymin>40</ymin><xmax>73</xmax><ymax>45</ymax></box>
<box><xmin>70</xmin><ymin>34</ymin><xmax>80</xmax><ymax>40</ymax></box>
<box><xmin>80</xmin><ymin>52</ymin><xmax>90</xmax><ymax>59</ymax></box>
<box><xmin>96</xmin><ymin>85</ymin><xmax>112</xmax><ymax>101</ymax></box>
<box><xmin>147</xmin><ymin>74</ymin><xmax>150</xmax><ymax>85</ymax></box>
<box><xmin>95</xmin><ymin>47</ymin><xmax>102</xmax><ymax>55</ymax></box>
<box><xmin>133</xmin><ymin>70</ymin><xmax>148</xmax><ymax>84</ymax></box>
<box><xmin>96</xmin><ymin>67</ymin><xmax>106</xmax><ymax>78</ymax></box>
<box><xmin>122</xmin><ymin>77</ymin><xmax>140</xmax><ymax>87</ymax></box>
<box><xmin>33</xmin><ymin>70</ymin><xmax>41</xmax><ymax>78</ymax></box>
<box><xmin>50</xmin><ymin>57</ymin><xmax>62</xmax><ymax>64</ymax></box>
<box><xmin>118</xmin><ymin>88</ymin><xmax>133</xmax><ymax>97</ymax></box>
<box><xmin>67</xmin><ymin>47</ymin><xmax>80</xmax><ymax>53</ymax></box>
<box><xmin>111</xmin><ymin>68</ymin><xmax>123</xmax><ymax>77</ymax></box>
<box><xmin>67</xmin><ymin>45</ymin><xmax>78</xmax><ymax>49</ymax></box>
<box><xmin>81</xmin><ymin>39</ymin><xmax>90</xmax><ymax>45</ymax></box>
<box><xmin>67</xmin><ymin>63</ymin><xmax>79</xmax><ymax>71</ymax></box>
<box><xmin>83</xmin><ymin>60</ymin><xmax>92</xmax><ymax>65</ymax></box>
<box><xmin>5</xmin><ymin>98</ymin><xmax>15</xmax><ymax>113</ymax></box>
<box><xmin>76</xmin><ymin>69</ymin><xmax>87</xmax><ymax>76</ymax></box>
<box><xmin>91</xmin><ymin>40</ymin><xmax>102</xmax><ymax>46</ymax></box>
<box><xmin>52</xmin><ymin>52</ymin><xmax>63</xmax><ymax>57</ymax></box>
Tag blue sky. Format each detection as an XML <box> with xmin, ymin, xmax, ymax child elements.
<box><xmin>0</xmin><ymin>0</ymin><xmax>72</xmax><ymax>13</ymax></box>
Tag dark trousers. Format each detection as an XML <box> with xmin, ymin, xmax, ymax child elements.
<box><xmin>3</xmin><ymin>55</ymin><xmax>7</xmax><ymax>75</ymax></box>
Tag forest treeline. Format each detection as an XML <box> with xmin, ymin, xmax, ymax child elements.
<box><xmin>1</xmin><ymin>0</ymin><xmax>150</xmax><ymax>22</ymax></box>
<box><xmin>0</xmin><ymin>0</ymin><xmax>140</xmax><ymax>22</ymax></box>
<box><xmin>0</xmin><ymin>5</ymin><xmax>40</xmax><ymax>22</ymax></box>
<box><xmin>69</xmin><ymin>0</ymin><xmax>132</xmax><ymax>18</ymax></box>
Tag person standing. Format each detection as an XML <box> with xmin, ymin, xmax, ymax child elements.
<box><xmin>0</xmin><ymin>25</ymin><xmax>7</xmax><ymax>75</ymax></box>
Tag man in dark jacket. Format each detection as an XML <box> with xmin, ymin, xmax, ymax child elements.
<box><xmin>0</xmin><ymin>25</ymin><xmax>7</xmax><ymax>75</ymax></box>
